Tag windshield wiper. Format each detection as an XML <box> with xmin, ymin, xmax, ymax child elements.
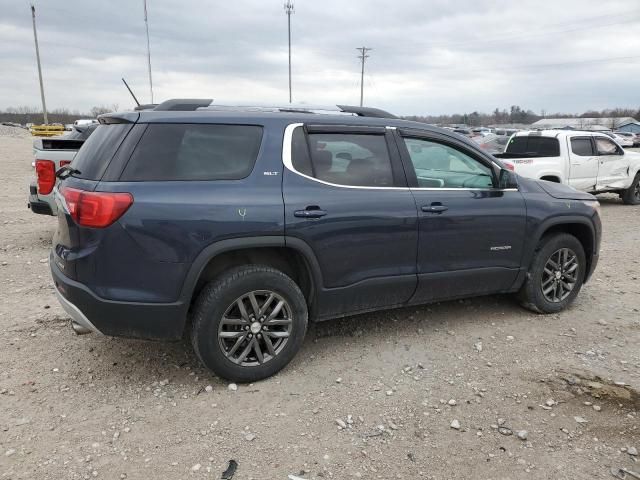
<box><xmin>56</xmin><ymin>164</ymin><xmax>82</xmax><ymax>179</ymax></box>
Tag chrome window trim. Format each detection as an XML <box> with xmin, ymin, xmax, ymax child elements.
<box><xmin>282</xmin><ymin>123</ymin><xmax>518</xmax><ymax>192</ymax></box>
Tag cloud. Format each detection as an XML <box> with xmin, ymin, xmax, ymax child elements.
<box><xmin>0</xmin><ymin>0</ymin><xmax>638</xmax><ymax>115</ymax></box>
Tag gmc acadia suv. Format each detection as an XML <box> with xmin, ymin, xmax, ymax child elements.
<box><xmin>51</xmin><ymin>100</ymin><xmax>602</xmax><ymax>382</ymax></box>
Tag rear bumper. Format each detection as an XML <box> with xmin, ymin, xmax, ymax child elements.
<box><xmin>55</xmin><ymin>288</ymin><xmax>102</xmax><ymax>334</ymax></box>
<box><xmin>28</xmin><ymin>182</ymin><xmax>56</xmax><ymax>216</ymax></box>
<box><xmin>50</xmin><ymin>253</ymin><xmax>187</xmax><ymax>341</ymax></box>
<box><xmin>28</xmin><ymin>199</ymin><xmax>54</xmax><ymax>216</ymax></box>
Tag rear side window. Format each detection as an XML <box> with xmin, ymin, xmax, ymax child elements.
<box><xmin>570</xmin><ymin>138</ymin><xmax>594</xmax><ymax>156</ymax></box>
<box><xmin>72</xmin><ymin>124</ymin><xmax>133</xmax><ymax>179</ymax></box>
<box><xmin>121</xmin><ymin>124</ymin><xmax>263</xmax><ymax>181</ymax></box>
<box><xmin>506</xmin><ymin>136</ymin><xmax>560</xmax><ymax>157</ymax></box>
<box><xmin>306</xmin><ymin>133</ymin><xmax>394</xmax><ymax>187</ymax></box>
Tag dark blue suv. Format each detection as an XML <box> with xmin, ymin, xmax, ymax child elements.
<box><xmin>51</xmin><ymin>100</ymin><xmax>601</xmax><ymax>381</ymax></box>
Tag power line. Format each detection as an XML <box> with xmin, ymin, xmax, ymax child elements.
<box><xmin>356</xmin><ymin>47</ymin><xmax>372</xmax><ymax>107</ymax></box>
<box><xmin>284</xmin><ymin>1</ymin><xmax>294</xmax><ymax>103</ymax></box>
<box><xmin>424</xmin><ymin>54</ymin><xmax>640</xmax><ymax>74</ymax></box>
<box><xmin>429</xmin><ymin>15</ymin><xmax>640</xmax><ymax>49</ymax></box>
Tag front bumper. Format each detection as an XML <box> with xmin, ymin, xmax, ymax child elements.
<box><xmin>50</xmin><ymin>253</ymin><xmax>187</xmax><ymax>340</ymax></box>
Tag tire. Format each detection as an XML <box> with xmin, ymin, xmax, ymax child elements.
<box><xmin>621</xmin><ymin>172</ymin><xmax>640</xmax><ymax>205</ymax></box>
<box><xmin>517</xmin><ymin>233</ymin><xmax>586</xmax><ymax>314</ymax></box>
<box><xmin>191</xmin><ymin>265</ymin><xmax>308</xmax><ymax>382</ymax></box>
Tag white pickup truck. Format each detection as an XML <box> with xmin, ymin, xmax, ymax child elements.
<box><xmin>28</xmin><ymin>124</ymin><xmax>97</xmax><ymax>215</ymax></box>
<box><xmin>495</xmin><ymin>130</ymin><xmax>640</xmax><ymax>205</ymax></box>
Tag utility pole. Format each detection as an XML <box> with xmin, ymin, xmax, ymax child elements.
<box><xmin>356</xmin><ymin>47</ymin><xmax>372</xmax><ymax>107</ymax></box>
<box><xmin>284</xmin><ymin>1</ymin><xmax>294</xmax><ymax>103</ymax></box>
<box><xmin>143</xmin><ymin>0</ymin><xmax>154</xmax><ymax>103</ymax></box>
<box><xmin>30</xmin><ymin>4</ymin><xmax>48</xmax><ymax>124</ymax></box>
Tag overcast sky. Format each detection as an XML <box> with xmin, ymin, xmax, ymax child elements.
<box><xmin>0</xmin><ymin>0</ymin><xmax>638</xmax><ymax>116</ymax></box>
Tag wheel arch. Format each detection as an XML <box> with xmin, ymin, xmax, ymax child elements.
<box><xmin>528</xmin><ymin>217</ymin><xmax>596</xmax><ymax>281</ymax></box>
<box><xmin>179</xmin><ymin>236</ymin><xmax>323</xmax><ymax>321</ymax></box>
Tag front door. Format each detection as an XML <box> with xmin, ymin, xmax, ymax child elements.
<box><xmin>567</xmin><ymin>135</ymin><xmax>599</xmax><ymax>191</ymax></box>
<box><xmin>282</xmin><ymin>123</ymin><xmax>418</xmax><ymax>318</ymax></box>
<box><xmin>594</xmin><ymin>136</ymin><xmax>628</xmax><ymax>190</ymax></box>
<box><xmin>395</xmin><ymin>129</ymin><xmax>526</xmax><ymax>304</ymax></box>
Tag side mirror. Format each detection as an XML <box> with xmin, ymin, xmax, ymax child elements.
<box><xmin>498</xmin><ymin>168</ymin><xmax>518</xmax><ymax>189</ymax></box>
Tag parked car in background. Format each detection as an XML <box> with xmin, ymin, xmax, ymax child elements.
<box><xmin>472</xmin><ymin>127</ymin><xmax>492</xmax><ymax>136</ymax></box>
<box><xmin>453</xmin><ymin>128</ymin><xmax>473</xmax><ymax>137</ymax></box>
<box><xmin>28</xmin><ymin>123</ymin><xmax>98</xmax><ymax>215</ymax></box>
<box><xmin>495</xmin><ymin>128</ymin><xmax>519</xmax><ymax>137</ymax></box>
<box><xmin>73</xmin><ymin>119</ymin><xmax>98</xmax><ymax>127</ymax></box>
<box><xmin>473</xmin><ymin>133</ymin><xmax>510</xmax><ymax>154</ymax></box>
<box><xmin>51</xmin><ymin>101</ymin><xmax>601</xmax><ymax>381</ymax></box>
<box><xmin>614</xmin><ymin>131</ymin><xmax>640</xmax><ymax>147</ymax></box>
<box><xmin>603</xmin><ymin>131</ymin><xmax>633</xmax><ymax>148</ymax></box>
<box><xmin>495</xmin><ymin>130</ymin><xmax>640</xmax><ymax>204</ymax></box>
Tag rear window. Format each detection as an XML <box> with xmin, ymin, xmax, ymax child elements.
<box><xmin>506</xmin><ymin>135</ymin><xmax>560</xmax><ymax>157</ymax></box>
<box><xmin>120</xmin><ymin>124</ymin><xmax>263</xmax><ymax>181</ymax></box>
<box><xmin>72</xmin><ymin>124</ymin><xmax>133</xmax><ymax>179</ymax></box>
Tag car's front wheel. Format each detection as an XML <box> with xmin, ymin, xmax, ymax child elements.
<box><xmin>518</xmin><ymin>233</ymin><xmax>586</xmax><ymax>314</ymax></box>
<box><xmin>191</xmin><ymin>265</ymin><xmax>308</xmax><ymax>382</ymax></box>
<box><xmin>621</xmin><ymin>172</ymin><xmax>640</xmax><ymax>205</ymax></box>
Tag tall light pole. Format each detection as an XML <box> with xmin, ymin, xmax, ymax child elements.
<box><xmin>284</xmin><ymin>1</ymin><xmax>294</xmax><ymax>103</ymax></box>
<box><xmin>143</xmin><ymin>0</ymin><xmax>154</xmax><ymax>104</ymax></box>
<box><xmin>30</xmin><ymin>4</ymin><xmax>48</xmax><ymax>124</ymax></box>
<box><xmin>356</xmin><ymin>47</ymin><xmax>372</xmax><ymax>107</ymax></box>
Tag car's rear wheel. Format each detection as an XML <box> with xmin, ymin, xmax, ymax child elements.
<box><xmin>621</xmin><ymin>172</ymin><xmax>640</xmax><ymax>205</ymax></box>
<box><xmin>191</xmin><ymin>265</ymin><xmax>308</xmax><ymax>382</ymax></box>
<box><xmin>517</xmin><ymin>233</ymin><xmax>586</xmax><ymax>314</ymax></box>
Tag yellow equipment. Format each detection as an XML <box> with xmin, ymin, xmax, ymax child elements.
<box><xmin>30</xmin><ymin>124</ymin><xmax>65</xmax><ymax>137</ymax></box>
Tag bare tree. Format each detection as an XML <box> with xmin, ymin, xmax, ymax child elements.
<box><xmin>90</xmin><ymin>105</ymin><xmax>112</xmax><ymax>118</ymax></box>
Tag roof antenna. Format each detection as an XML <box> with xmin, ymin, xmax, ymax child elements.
<box><xmin>122</xmin><ymin>78</ymin><xmax>141</xmax><ymax>107</ymax></box>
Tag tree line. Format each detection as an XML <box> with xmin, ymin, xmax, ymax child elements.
<box><xmin>403</xmin><ymin>106</ymin><xmax>640</xmax><ymax>127</ymax></box>
<box><xmin>0</xmin><ymin>105</ymin><xmax>117</xmax><ymax>125</ymax></box>
<box><xmin>2</xmin><ymin>104</ymin><xmax>639</xmax><ymax>127</ymax></box>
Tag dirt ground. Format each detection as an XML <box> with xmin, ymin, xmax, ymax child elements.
<box><xmin>1</xmin><ymin>132</ymin><xmax>638</xmax><ymax>480</ymax></box>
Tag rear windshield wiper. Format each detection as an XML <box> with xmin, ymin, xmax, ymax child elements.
<box><xmin>56</xmin><ymin>164</ymin><xmax>82</xmax><ymax>179</ymax></box>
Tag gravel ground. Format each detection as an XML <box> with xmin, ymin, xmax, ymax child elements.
<box><xmin>1</xmin><ymin>133</ymin><xmax>639</xmax><ymax>480</ymax></box>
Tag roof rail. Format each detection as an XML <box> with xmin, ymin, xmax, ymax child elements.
<box><xmin>337</xmin><ymin>105</ymin><xmax>397</xmax><ymax>119</ymax></box>
<box><xmin>134</xmin><ymin>103</ymin><xmax>158</xmax><ymax>111</ymax></box>
<box><xmin>150</xmin><ymin>99</ymin><xmax>397</xmax><ymax>118</ymax></box>
<box><xmin>154</xmin><ymin>99</ymin><xmax>213</xmax><ymax>111</ymax></box>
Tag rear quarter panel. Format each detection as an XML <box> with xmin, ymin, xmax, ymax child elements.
<box><xmin>86</xmin><ymin>122</ymin><xmax>286</xmax><ymax>303</ymax></box>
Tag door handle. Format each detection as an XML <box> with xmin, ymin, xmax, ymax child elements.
<box><xmin>294</xmin><ymin>206</ymin><xmax>327</xmax><ymax>218</ymax></box>
<box><xmin>421</xmin><ymin>204</ymin><xmax>448</xmax><ymax>214</ymax></box>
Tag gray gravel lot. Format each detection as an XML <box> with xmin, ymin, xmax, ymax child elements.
<box><xmin>1</xmin><ymin>131</ymin><xmax>639</xmax><ymax>479</ymax></box>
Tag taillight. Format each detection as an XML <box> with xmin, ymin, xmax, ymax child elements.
<box><xmin>35</xmin><ymin>159</ymin><xmax>56</xmax><ymax>194</ymax></box>
<box><xmin>59</xmin><ymin>160</ymin><xmax>72</xmax><ymax>167</ymax></box>
<box><xmin>504</xmin><ymin>162</ymin><xmax>515</xmax><ymax>171</ymax></box>
<box><xmin>61</xmin><ymin>187</ymin><xmax>133</xmax><ymax>228</ymax></box>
